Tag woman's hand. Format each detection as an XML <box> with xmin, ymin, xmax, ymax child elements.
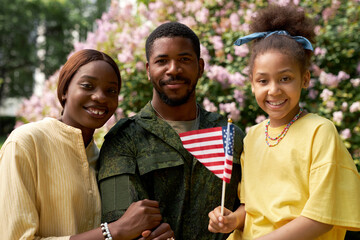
<box><xmin>139</xmin><ymin>222</ymin><xmax>174</xmax><ymax>240</ymax></box>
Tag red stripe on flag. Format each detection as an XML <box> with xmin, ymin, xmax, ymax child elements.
<box><xmin>185</xmin><ymin>144</ymin><xmax>224</xmax><ymax>152</ymax></box>
<box><xmin>194</xmin><ymin>153</ymin><xmax>225</xmax><ymax>159</ymax></box>
<box><xmin>225</xmin><ymin>159</ymin><xmax>233</xmax><ymax>165</ymax></box>
<box><xmin>179</xmin><ymin>127</ymin><xmax>223</xmax><ymax>137</ymax></box>
<box><xmin>211</xmin><ymin>169</ymin><xmax>224</xmax><ymax>174</ymax></box>
<box><xmin>224</xmin><ymin>168</ymin><xmax>232</xmax><ymax>174</ymax></box>
<box><xmin>201</xmin><ymin>161</ymin><xmax>224</xmax><ymax>166</ymax></box>
<box><xmin>223</xmin><ymin>177</ymin><xmax>230</xmax><ymax>183</ymax></box>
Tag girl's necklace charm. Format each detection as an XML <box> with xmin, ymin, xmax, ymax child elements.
<box><xmin>265</xmin><ymin>108</ymin><xmax>304</xmax><ymax>147</ymax></box>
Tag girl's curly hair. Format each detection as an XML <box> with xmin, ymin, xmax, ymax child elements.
<box><xmin>248</xmin><ymin>4</ymin><xmax>316</xmax><ymax>76</ymax></box>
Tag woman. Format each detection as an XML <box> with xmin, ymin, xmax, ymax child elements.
<box><xmin>0</xmin><ymin>49</ymin><xmax>167</xmax><ymax>240</ymax></box>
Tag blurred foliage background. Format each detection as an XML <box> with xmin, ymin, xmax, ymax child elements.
<box><xmin>1</xmin><ymin>0</ymin><xmax>360</xmax><ymax>238</ymax></box>
<box><xmin>7</xmin><ymin>0</ymin><xmax>360</xmax><ymax>173</ymax></box>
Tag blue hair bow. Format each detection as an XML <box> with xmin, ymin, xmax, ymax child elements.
<box><xmin>234</xmin><ymin>30</ymin><xmax>313</xmax><ymax>51</ymax></box>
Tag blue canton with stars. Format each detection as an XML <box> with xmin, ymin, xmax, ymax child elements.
<box><xmin>222</xmin><ymin>125</ymin><xmax>234</xmax><ymax>156</ymax></box>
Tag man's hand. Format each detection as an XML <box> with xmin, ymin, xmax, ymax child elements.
<box><xmin>109</xmin><ymin>199</ymin><xmax>162</xmax><ymax>240</ymax></box>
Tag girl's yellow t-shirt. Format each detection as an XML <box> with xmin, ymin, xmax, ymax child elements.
<box><xmin>228</xmin><ymin>113</ymin><xmax>360</xmax><ymax>240</ymax></box>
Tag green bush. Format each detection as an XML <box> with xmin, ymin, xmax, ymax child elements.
<box><xmin>14</xmin><ymin>0</ymin><xmax>360</xmax><ymax>170</ymax></box>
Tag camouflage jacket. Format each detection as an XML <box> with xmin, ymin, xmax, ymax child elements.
<box><xmin>98</xmin><ymin>102</ymin><xmax>245</xmax><ymax>240</ymax></box>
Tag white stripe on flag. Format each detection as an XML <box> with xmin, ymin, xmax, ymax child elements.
<box><xmin>182</xmin><ymin>139</ymin><xmax>223</xmax><ymax>148</ymax></box>
<box><xmin>180</xmin><ymin>131</ymin><xmax>222</xmax><ymax>141</ymax></box>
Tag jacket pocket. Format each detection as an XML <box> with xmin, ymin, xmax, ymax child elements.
<box><xmin>137</xmin><ymin>151</ymin><xmax>184</xmax><ymax>175</ymax></box>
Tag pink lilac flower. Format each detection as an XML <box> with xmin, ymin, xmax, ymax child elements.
<box><xmin>322</xmin><ymin>7</ymin><xmax>334</xmax><ymax>21</ymax></box>
<box><xmin>308</xmin><ymin>89</ymin><xmax>318</xmax><ymax>100</ymax></box>
<box><xmin>311</xmin><ymin>64</ymin><xmax>322</xmax><ymax>77</ymax></box>
<box><xmin>174</xmin><ymin>0</ymin><xmax>185</xmax><ymax>10</ymax></box>
<box><xmin>149</xmin><ymin>1</ymin><xmax>164</xmax><ymax>11</ymax></box>
<box><xmin>227</xmin><ymin>54</ymin><xmax>234</xmax><ymax>62</ymax></box>
<box><xmin>117</xmin><ymin>49</ymin><xmax>134</xmax><ymax>63</ymax></box>
<box><xmin>326</xmin><ymin>101</ymin><xmax>335</xmax><ymax>110</ymax></box>
<box><xmin>245</xmin><ymin>126</ymin><xmax>251</xmax><ymax>133</ymax></box>
<box><xmin>319</xmin><ymin>71</ymin><xmax>341</xmax><ymax>87</ymax></box>
<box><xmin>342</xmin><ymin>102</ymin><xmax>348</xmax><ymax>111</ymax></box>
<box><xmin>136</xmin><ymin>61</ymin><xmax>145</xmax><ymax>71</ymax></box>
<box><xmin>255</xmin><ymin>115</ymin><xmax>266</xmax><ymax>124</ymax></box>
<box><xmin>233</xmin><ymin>89</ymin><xmax>245</xmax><ymax>107</ymax></box>
<box><xmin>219</xmin><ymin>102</ymin><xmax>240</xmax><ymax>121</ymax></box>
<box><xmin>350</xmin><ymin>78</ymin><xmax>360</xmax><ymax>87</ymax></box>
<box><xmin>320</xmin><ymin>89</ymin><xmax>333</xmax><ymax>102</ymax></box>
<box><xmin>228</xmin><ymin>72</ymin><xmax>246</xmax><ymax>86</ymax></box>
<box><xmin>195</xmin><ymin>8</ymin><xmax>209</xmax><ymax>24</ymax></box>
<box><xmin>210</xmin><ymin>36</ymin><xmax>224</xmax><ymax>51</ymax></box>
<box><xmin>203</xmin><ymin>98</ymin><xmax>218</xmax><ymax>112</ymax></box>
<box><xmin>314</xmin><ymin>26</ymin><xmax>322</xmax><ymax>36</ymax></box>
<box><xmin>229</xmin><ymin>13</ymin><xmax>240</xmax><ymax>31</ymax></box>
<box><xmin>314</xmin><ymin>47</ymin><xmax>327</xmax><ymax>56</ymax></box>
<box><xmin>309</xmin><ymin>78</ymin><xmax>317</xmax><ymax>88</ymax></box>
<box><xmin>340</xmin><ymin>128</ymin><xmax>352</xmax><ymax>140</ymax></box>
<box><xmin>185</xmin><ymin>0</ymin><xmax>203</xmax><ymax>14</ymax></box>
<box><xmin>332</xmin><ymin>111</ymin><xmax>343</xmax><ymax>124</ymax></box>
<box><xmin>268</xmin><ymin>0</ymin><xmax>291</xmax><ymax>6</ymax></box>
<box><xmin>234</xmin><ymin>44</ymin><xmax>249</xmax><ymax>57</ymax></box>
<box><xmin>242</xmin><ymin>66</ymin><xmax>250</xmax><ymax>76</ymax></box>
<box><xmin>179</xmin><ymin>16</ymin><xmax>197</xmax><ymax>28</ymax></box>
<box><xmin>224</xmin><ymin>1</ymin><xmax>235</xmax><ymax>11</ymax></box>
<box><xmin>206</xmin><ymin>65</ymin><xmax>230</xmax><ymax>87</ymax></box>
<box><xmin>200</xmin><ymin>44</ymin><xmax>211</xmax><ymax>70</ymax></box>
<box><xmin>337</xmin><ymin>71</ymin><xmax>350</xmax><ymax>81</ymax></box>
<box><xmin>350</xmin><ymin>102</ymin><xmax>360</xmax><ymax>113</ymax></box>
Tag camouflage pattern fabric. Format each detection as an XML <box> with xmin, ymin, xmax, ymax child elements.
<box><xmin>98</xmin><ymin>102</ymin><xmax>245</xmax><ymax>240</ymax></box>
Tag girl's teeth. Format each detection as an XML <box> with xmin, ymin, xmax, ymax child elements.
<box><xmin>270</xmin><ymin>101</ymin><xmax>284</xmax><ymax>106</ymax></box>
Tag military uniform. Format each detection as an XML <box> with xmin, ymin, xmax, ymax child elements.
<box><xmin>98</xmin><ymin>102</ymin><xmax>245</xmax><ymax>240</ymax></box>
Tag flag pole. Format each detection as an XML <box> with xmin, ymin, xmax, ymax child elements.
<box><xmin>221</xmin><ymin>118</ymin><xmax>233</xmax><ymax>216</ymax></box>
<box><xmin>221</xmin><ymin>180</ymin><xmax>226</xmax><ymax>216</ymax></box>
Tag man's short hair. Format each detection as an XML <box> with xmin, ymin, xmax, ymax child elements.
<box><xmin>145</xmin><ymin>22</ymin><xmax>201</xmax><ymax>61</ymax></box>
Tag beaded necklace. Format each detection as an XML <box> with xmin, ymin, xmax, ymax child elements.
<box><xmin>265</xmin><ymin>108</ymin><xmax>304</xmax><ymax>147</ymax></box>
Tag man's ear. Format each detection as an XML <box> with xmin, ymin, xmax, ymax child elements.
<box><xmin>146</xmin><ymin>62</ymin><xmax>150</xmax><ymax>81</ymax></box>
<box><xmin>198</xmin><ymin>58</ymin><xmax>205</xmax><ymax>78</ymax></box>
<box><xmin>302</xmin><ymin>70</ymin><xmax>311</xmax><ymax>88</ymax></box>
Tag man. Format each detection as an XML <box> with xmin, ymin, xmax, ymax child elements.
<box><xmin>98</xmin><ymin>22</ymin><xmax>245</xmax><ymax>240</ymax></box>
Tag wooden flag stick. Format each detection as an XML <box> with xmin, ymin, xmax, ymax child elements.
<box><xmin>221</xmin><ymin>180</ymin><xmax>226</xmax><ymax>215</ymax></box>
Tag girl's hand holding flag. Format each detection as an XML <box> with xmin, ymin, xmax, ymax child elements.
<box><xmin>208</xmin><ymin>204</ymin><xmax>246</xmax><ymax>234</ymax></box>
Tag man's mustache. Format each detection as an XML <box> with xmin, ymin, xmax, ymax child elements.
<box><xmin>159</xmin><ymin>76</ymin><xmax>191</xmax><ymax>86</ymax></box>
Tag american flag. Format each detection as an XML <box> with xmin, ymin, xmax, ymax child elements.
<box><xmin>179</xmin><ymin>123</ymin><xmax>235</xmax><ymax>183</ymax></box>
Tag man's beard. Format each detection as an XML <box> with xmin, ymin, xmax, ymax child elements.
<box><xmin>151</xmin><ymin>75</ymin><xmax>198</xmax><ymax>106</ymax></box>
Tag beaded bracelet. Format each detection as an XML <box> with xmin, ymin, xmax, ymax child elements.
<box><xmin>100</xmin><ymin>222</ymin><xmax>113</xmax><ymax>240</ymax></box>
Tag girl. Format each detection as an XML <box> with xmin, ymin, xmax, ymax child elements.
<box><xmin>208</xmin><ymin>5</ymin><xmax>360</xmax><ymax>240</ymax></box>
<box><xmin>0</xmin><ymin>49</ymin><xmax>172</xmax><ymax>240</ymax></box>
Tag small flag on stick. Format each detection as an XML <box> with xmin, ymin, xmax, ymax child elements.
<box><xmin>179</xmin><ymin>120</ymin><xmax>235</xmax><ymax>183</ymax></box>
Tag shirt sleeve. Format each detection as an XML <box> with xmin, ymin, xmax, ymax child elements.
<box><xmin>98</xmin><ymin>129</ymin><xmax>149</xmax><ymax>223</ymax></box>
<box><xmin>301</xmin><ymin>121</ymin><xmax>360</xmax><ymax>230</ymax></box>
<box><xmin>0</xmin><ymin>138</ymin><xmax>70</xmax><ymax>240</ymax></box>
